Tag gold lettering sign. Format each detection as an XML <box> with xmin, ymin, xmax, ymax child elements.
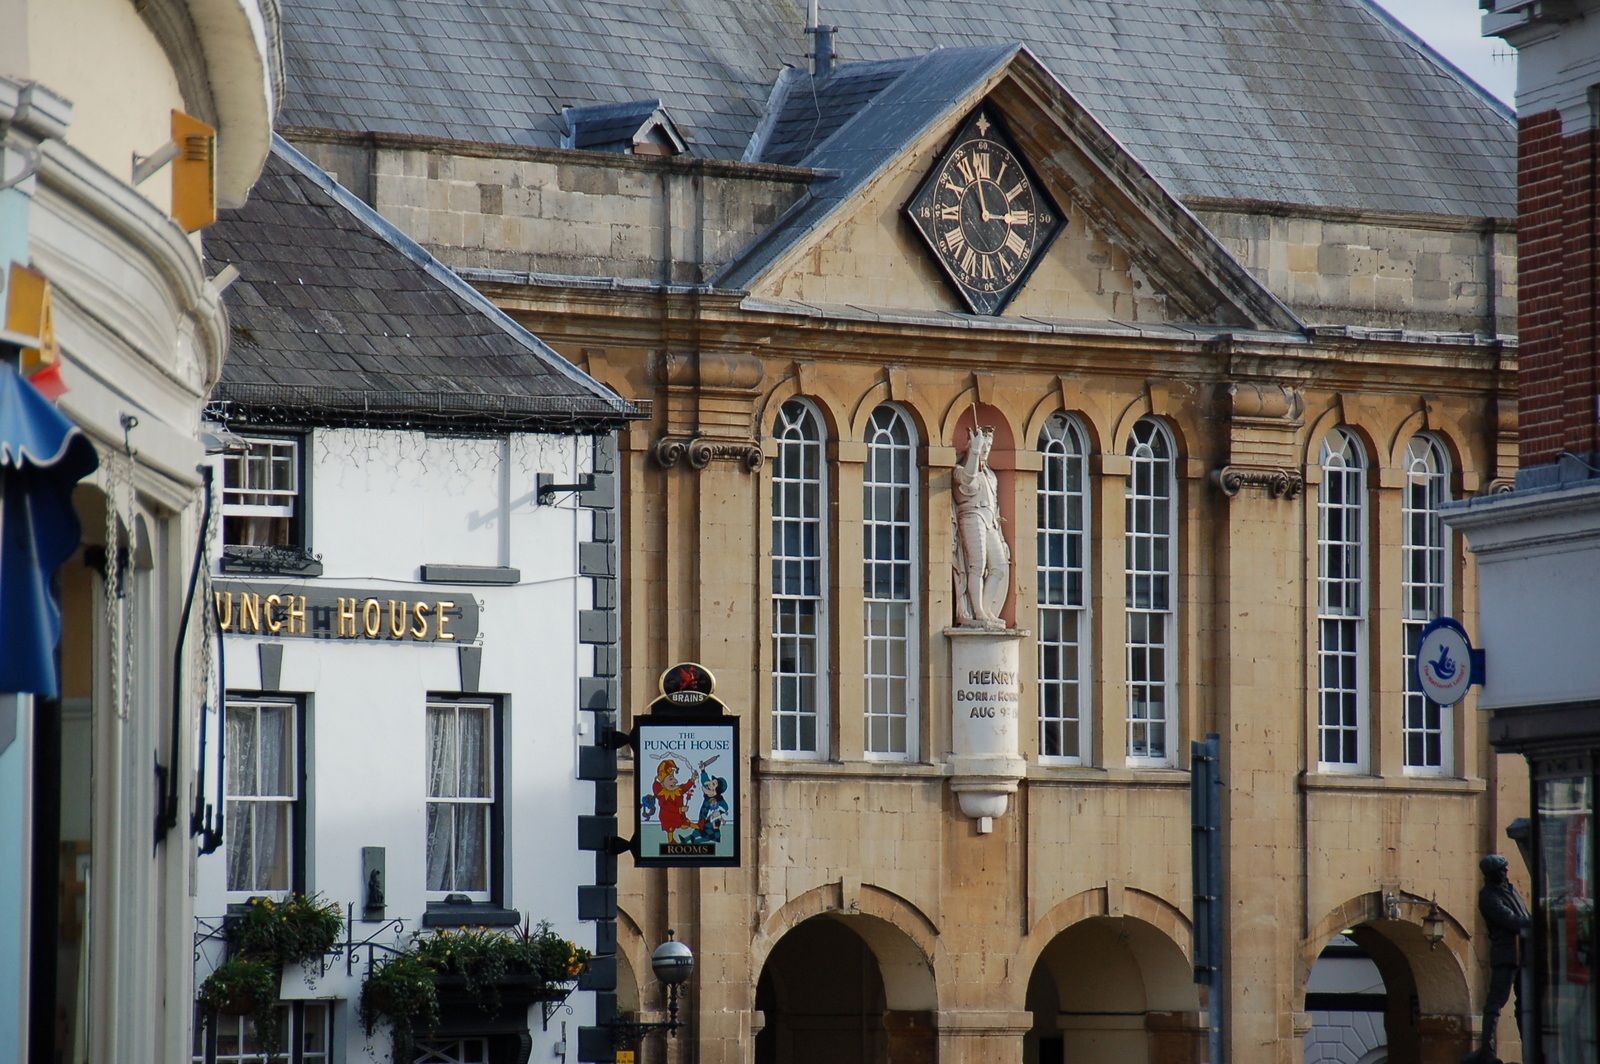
<box><xmin>211</xmin><ymin>583</ymin><xmax>478</xmax><ymax>644</ymax></box>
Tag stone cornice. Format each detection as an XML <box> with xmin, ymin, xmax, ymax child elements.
<box><xmin>1185</xmin><ymin>195</ymin><xmax>1517</xmax><ymax>233</ymax></box>
<box><xmin>280</xmin><ymin>126</ymin><xmax>818</xmax><ymax>184</ymax></box>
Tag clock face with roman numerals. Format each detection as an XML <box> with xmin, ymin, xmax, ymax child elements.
<box><xmin>905</xmin><ymin>107</ymin><xmax>1062</xmax><ymax>315</ymax></box>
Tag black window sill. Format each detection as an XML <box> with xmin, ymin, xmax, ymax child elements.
<box><xmin>221</xmin><ymin>545</ymin><xmax>324</xmax><ymax>578</ymax></box>
<box><xmin>422</xmin><ymin>902</ymin><xmax>521</xmax><ymax>928</ymax></box>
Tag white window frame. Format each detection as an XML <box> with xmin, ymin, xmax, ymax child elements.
<box><xmin>195</xmin><ymin>1001</ymin><xmax>331</xmax><ymax>1064</ymax></box>
<box><xmin>1316</xmin><ymin>429</ymin><xmax>1368</xmax><ymax>773</ymax></box>
<box><xmin>1038</xmin><ymin>414</ymin><xmax>1091</xmax><ymax>764</ymax></box>
<box><xmin>223</xmin><ymin>697</ymin><xmax>299</xmax><ymax>895</ymax></box>
<box><xmin>1124</xmin><ymin>418</ymin><xmax>1177</xmax><ymax>767</ymax></box>
<box><xmin>771</xmin><ymin>400</ymin><xmax>828</xmax><ymax>758</ymax></box>
<box><xmin>1401</xmin><ymin>434</ymin><xmax>1452</xmax><ymax>775</ymax></box>
<box><xmin>221</xmin><ymin>436</ymin><xmax>300</xmax><ymax>545</ymax></box>
<box><xmin>425</xmin><ymin>698</ymin><xmax>497</xmax><ymax>900</ymax></box>
<box><xmin>862</xmin><ymin>405</ymin><xmax>919</xmax><ymax>761</ymax></box>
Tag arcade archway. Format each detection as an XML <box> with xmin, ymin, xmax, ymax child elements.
<box><xmin>1302</xmin><ymin>896</ymin><xmax>1473</xmax><ymax>1064</ymax></box>
<box><xmin>755</xmin><ymin>912</ymin><xmax>936</xmax><ymax>1064</ymax></box>
<box><xmin>1024</xmin><ymin>915</ymin><xmax>1201</xmax><ymax>1064</ymax></box>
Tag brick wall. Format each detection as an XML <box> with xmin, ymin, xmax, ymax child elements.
<box><xmin>1517</xmin><ymin>110</ymin><xmax>1600</xmax><ymax>468</ymax></box>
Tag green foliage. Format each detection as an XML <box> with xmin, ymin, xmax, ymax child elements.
<box><xmin>198</xmin><ymin>894</ymin><xmax>343</xmax><ymax>1060</ymax></box>
<box><xmin>360</xmin><ymin>954</ymin><xmax>440</xmax><ymax>1063</ymax></box>
<box><xmin>359</xmin><ymin>920</ymin><xmax>590</xmax><ymax>1060</ymax></box>
<box><xmin>197</xmin><ymin>957</ymin><xmax>281</xmax><ymax>1056</ymax></box>
<box><xmin>228</xmin><ymin>893</ymin><xmax>344</xmax><ymax>967</ymax></box>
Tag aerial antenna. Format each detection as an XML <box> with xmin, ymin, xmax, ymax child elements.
<box><xmin>806</xmin><ymin>0</ymin><xmax>835</xmax><ymax>79</ymax></box>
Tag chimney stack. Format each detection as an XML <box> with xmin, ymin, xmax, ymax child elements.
<box><xmin>806</xmin><ymin>1</ymin><xmax>835</xmax><ymax>78</ymax></box>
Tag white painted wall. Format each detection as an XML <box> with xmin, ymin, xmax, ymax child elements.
<box><xmin>197</xmin><ymin>426</ymin><xmax>600</xmax><ymax>1061</ymax></box>
<box><xmin>1447</xmin><ymin>482</ymin><xmax>1600</xmax><ymax>710</ymax></box>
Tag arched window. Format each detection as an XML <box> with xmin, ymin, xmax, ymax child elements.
<box><xmin>1402</xmin><ymin>435</ymin><xmax>1451</xmax><ymax>773</ymax></box>
<box><xmin>1317</xmin><ymin>429</ymin><xmax>1367</xmax><ymax>771</ymax></box>
<box><xmin>772</xmin><ymin>400</ymin><xmax>827</xmax><ymax>756</ymax></box>
<box><xmin>1038</xmin><ymin>415</ymin><xmax>1090</xmax><ymax>762</ymax></box>
<box><xmin>1125</xmin><ymin>418</ymin><xmax>1175</xmax><ymax>765</ymax></box>
<box><xmin>863</xmin><ymin>405</ymin><xmax>918</xmax><ymax>759</ymax></box>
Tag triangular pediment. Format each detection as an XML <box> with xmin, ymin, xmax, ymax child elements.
<box><xmin>716</xmin><ymin>46</ymin><xmax>1301</xmax><ymax>333</ymax></box>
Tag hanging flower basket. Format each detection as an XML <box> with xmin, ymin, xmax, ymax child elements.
<box><xmin>359</xmin><ymin>920</ymin><xmax>590</xmax><ymax>1060</ymax></box>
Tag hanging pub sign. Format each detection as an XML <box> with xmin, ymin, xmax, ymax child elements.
<box><xmin>633</xmin><ymin>663</ymin><xmax>739</xmax><ymax>868</ymax></box>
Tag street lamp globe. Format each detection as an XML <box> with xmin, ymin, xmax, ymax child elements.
<box><xmin>651</xmin><ymin>929</ymin><xmax>695</xmax><ymax>986</ymax></box>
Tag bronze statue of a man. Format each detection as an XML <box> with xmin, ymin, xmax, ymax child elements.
<box><xmin>1467</xmin><ymin>853</ymin><xmax>1530</xmax><ymax>1064</ymax></box>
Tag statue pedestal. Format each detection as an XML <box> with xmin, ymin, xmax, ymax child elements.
<box><xmin>945</xmin><ymin>627</ymin><xmax>1027</xmax><ymax>833</ymax></box>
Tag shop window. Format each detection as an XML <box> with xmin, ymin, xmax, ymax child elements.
<box><xmin>862</xmin><ymin>405</ymin><xmax>918</xmax><ymax>759</ymax></box>
<box><xmin>1037</xmin><ymin>414</ymin><xmax>1090</xmax><ymax>762</ymax></box>
<box><xmin>1125</xmin><ymin>418</ymin><xmax>1176</xmax><ymax>766</ymax></box>
<box><xmin>193</xmin><ymin>1001</ymin><xmax>330</xmax><ymax>1064</ymax></box>
<box><xmin>771</xmin><ymin>400</ymin><xmax>828</xmax><ymax>757</ymax></box>
<box><xmin>1317</xmin><ymin>429</ymin><xmax>1367</xmax><ymax>771</ymax></box>
<box><xmin>224</xmin><ymin>697</ymin><xmax>304</xmax><ymax>894</ymax></box>
<box><xmin>1401</xmin><ymin>435</ymin><xmax>1451</xmax><ymax>773</ymax></box>
<box><xmin>426</xmin><ymin>698</ymin><xmax>500</xmax><ymax>901</ymax></box>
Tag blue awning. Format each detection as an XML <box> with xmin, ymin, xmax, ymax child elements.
<box><xmin>0</xmin><ymin>362</ymin><xmax>98</xmax><ymax>696</ymax></box>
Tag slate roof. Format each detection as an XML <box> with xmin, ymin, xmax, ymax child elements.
<box><xmin>206</xmin><ymin>136</ymin><xmax>637</xmax><ymax>432</ymax></box>
<box><xmin>716</xmin><ymin>44</ymin><xmax>1304</xmax><ymax>333</ymax></box>
<box><xmin>275</xmin><ymin>0</ymin><xmax>1514</xmax><ymax>218</ymax></box>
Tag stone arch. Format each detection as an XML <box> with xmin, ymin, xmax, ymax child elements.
<box><xmin>1386</xmin><ymin>409</ymin><xmax>1478</xmax><ymax>496</ymax></box>
<box><xmin>1301</xmin><ymin>891</ymin><xmax>1474</xmax><ymax>1064</ymax></box>
<box><xmin>757</xmin><ymin>369</ymin><xmax>851</xmax><ymax>443</ymax></box>
<box><xmin>1015</xmin><ymin>886</ymin><xmax>1194</xmax><ymax>1004</ymax></box>
<box><xmin>611</xmin><ymin>905</ymin><xmax>653</xmax><ymax>1013</ymax></box>
<box><xmin>1017</xmin><ymin>888</ymin><xmax>1202</xmax><ymax>1064</ymax></box>
<box><xmin>1303</xmin><ymin>399</ymin><xmax>1383</xmax><ymax>479</ymax></box>
<box><xmin>753</xmin><ymin>882</ymin><xmax>942</xmax><ymax>1013</ymax></box>
<box><xmin>849</xmin><ymin>381</ymin><xmax>936</xmax><ymax>446</ymax></box>
<box><xmin>1023</xmin><ymin>391</ymin><xmax>1107</xmax><ymax>457</ymax></box>
<box><xmin>754</xmin><ymin>885</ymin><xmax>943</xmax><ymax>1064</ymax></box>
<box><xmin>941</xmin><ymin>385</ymin><xmax>1024</xmax><ymax>450</ymax></box>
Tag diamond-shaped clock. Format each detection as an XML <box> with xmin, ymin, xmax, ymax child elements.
<box><xmin>905</xmin><ymin>107</ymin><xmax>1063</xmax><ymax>316</ymax></box>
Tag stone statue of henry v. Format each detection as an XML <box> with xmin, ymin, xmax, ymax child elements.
<box><xmin>952</xmin><ymin>425</ymin><xmax>1011</xmax><ymax>629</ymax></box>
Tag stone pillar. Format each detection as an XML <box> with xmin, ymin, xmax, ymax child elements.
<box><xmin>1211</xmin><ymin>383</ymin><xmax>1308</xmax><ymax>1064</ymax></box>
<box><xmin>1145</xmin><ymin>1010</ymin><xmax>1207</xmax><ymax>1064</ymax></box>
<box><xmin>934</xmin><ymin>1009</ymin><xmax>1033</xmax><ymax>1064</ymax></box>
<box><xmin>1416</xmin><ymin>1013</ymin><xmax>1472</xmax><ymax>1064</ymax></box>
<box><xmin>883</xmin><ymin>1009</ymin><xmax>937</xmax><ymax>1064</ymax></box>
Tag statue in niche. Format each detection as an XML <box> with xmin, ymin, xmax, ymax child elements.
<box><xmin>952</xmin><ymin>425</ymin><xmax>1011</xmax><ymax>629</ymax></box>
<box><xmin>1466</xmin><ymin>853</ymin><xmax>1530</xmax><ymax>1064</ymax></box>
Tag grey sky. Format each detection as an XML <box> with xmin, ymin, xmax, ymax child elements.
<box><xmin>1369</xmin><ymin>0</ymin><xmax>1517</xmax><ymax>104</ymax></box>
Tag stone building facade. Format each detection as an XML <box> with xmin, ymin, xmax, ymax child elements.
<box><xmin>272</xmin><ymin>1</ymin><xmax>1525</xmax><ymax>1061</ymax></box>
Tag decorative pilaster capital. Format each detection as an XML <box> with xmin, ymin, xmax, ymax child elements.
<box><xmin>650</xmin><ymin>433</ymin><xmax>764</xmax><ymax>472</ymax></box>
<box><xmin>1211</xmin><ymin>465</ymin><xmax>1304</xmax><ymax>500</ymax></box>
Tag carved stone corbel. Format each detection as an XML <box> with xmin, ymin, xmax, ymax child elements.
<box><xmin>1211</xmin><ymin>466</ymin><xmax>1304</xmax><ymax>500</ymax></box>
<box><xmin>651</xmin><ymin>434</ymin><xmax>764</xmax><ymax>472</ymax></box>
